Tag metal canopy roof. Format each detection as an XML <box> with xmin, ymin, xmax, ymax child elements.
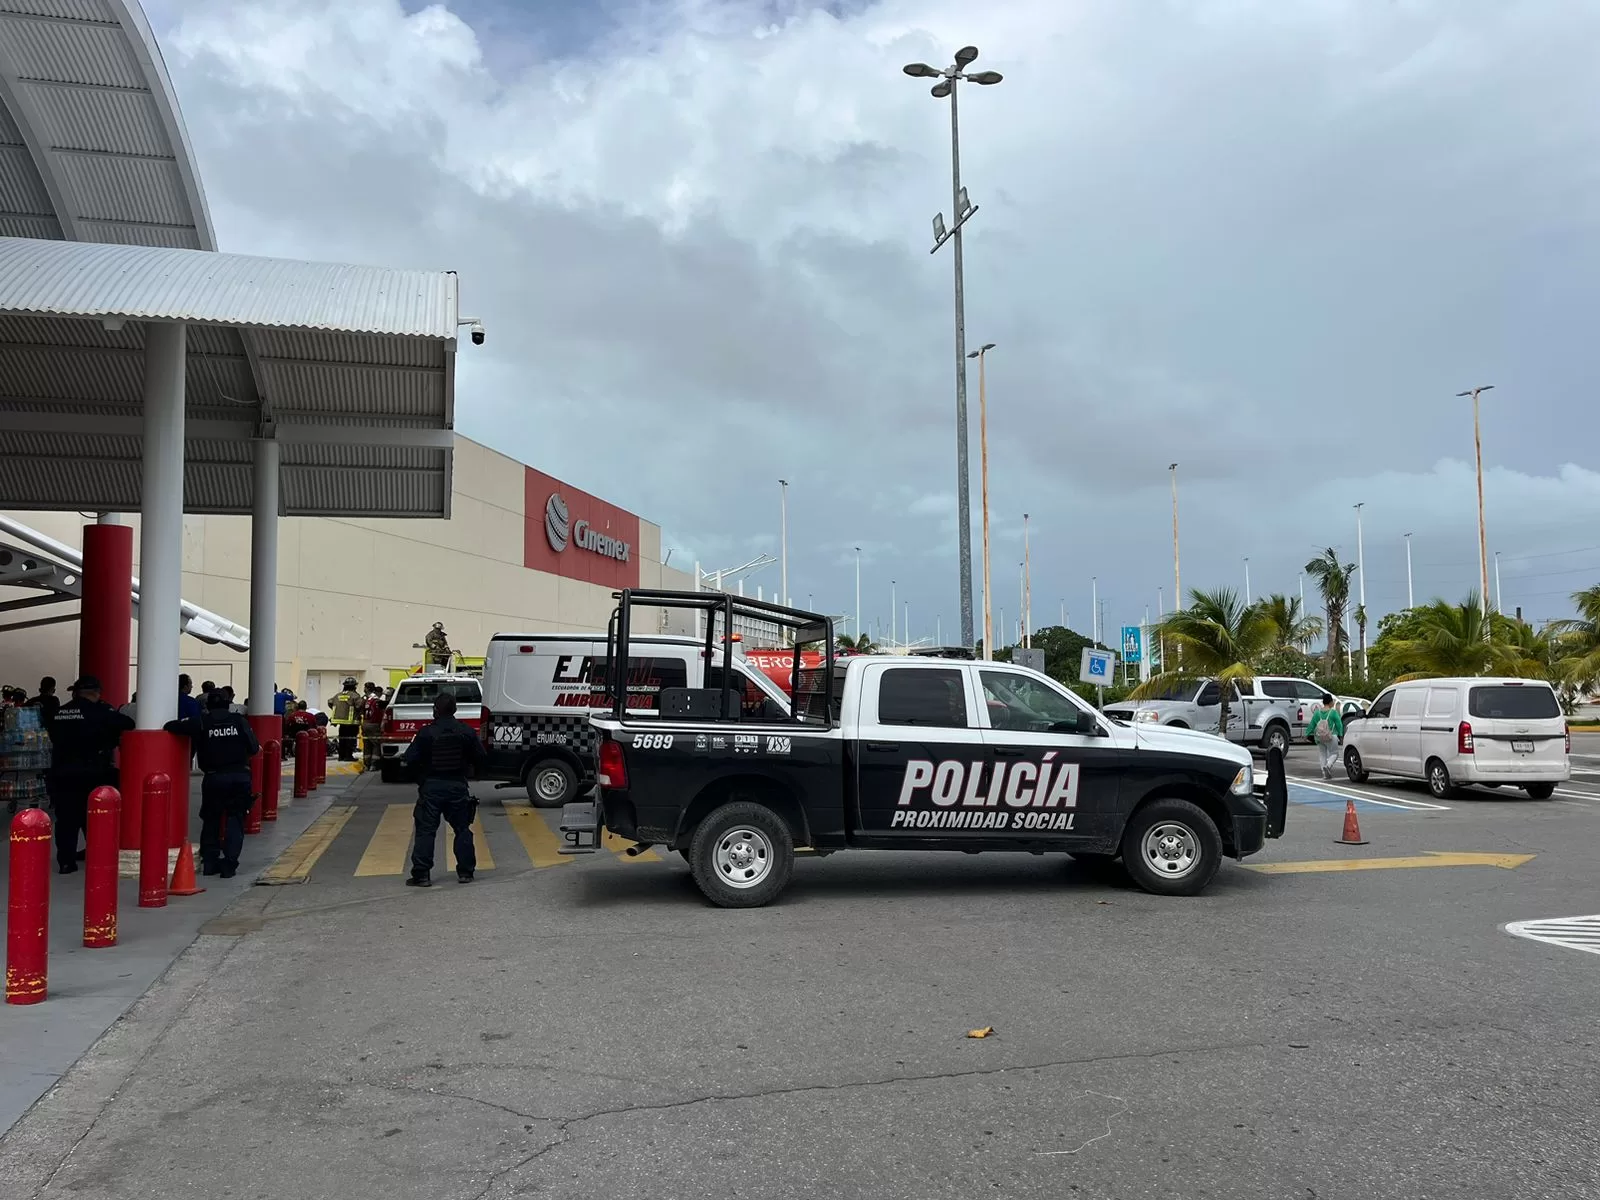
<box><xmin>0</xmin><ymin>237</ymin><xmax>461</xmax><ymax>516</ymax></box>
<box><xmin>0</xmin><ymin>1</ymin><xmax>463</xmax><ymax>520</ymax></box>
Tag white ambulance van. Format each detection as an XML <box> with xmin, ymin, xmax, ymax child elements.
<box><xmin>479</xmin><ymin>633</ymin><xmax>790</xmax><ymax>806</ymax></box>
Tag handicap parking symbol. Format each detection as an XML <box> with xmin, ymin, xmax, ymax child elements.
<box><xmin>1089</xmin><ymin>656</ymin><xmax>1107</xmax><ymax>677</ymax></box>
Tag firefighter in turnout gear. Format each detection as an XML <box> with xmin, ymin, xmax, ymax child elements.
<box><xmin>45</xmin><ymin>676</ymin><xmax>134</xmax><ymax>873</ymax></box>
<box><xmin>360</xmin><ymin>683</ymin><xmax>386</xmax><ymax>770</ymax></box>
<box><xmin>165</xmin><ymin>689</ymin><xmax>260</xmax><ymax>877</ymax></box>
<box><xmin>327</xmin><ymin>678</ymin><xmax>362</xmax><ymax>761</ymax></box>
<box><xmin>423</xmin><ymin>621</ymin><xmax>451</xmax><ymax>668</ymax></box>
<box><xmin>400</xmin><ymin>692</ymin><xmax>485</xmax><ymax>886</ymax></box>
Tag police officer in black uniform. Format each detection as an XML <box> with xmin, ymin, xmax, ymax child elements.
<box><xmin>401</xmin><ymin>693</ymin><xmax>485</xmax><ymax>887</ymax></box>
<box><xmin>165</xmin><ymin>689</ymin><xmax>260</xmax><ymax>878</ymax></box>
<box><xmin>45</xmin><ymin>676</ymin><xmax>134</xmax><ymax>873</ymax></box>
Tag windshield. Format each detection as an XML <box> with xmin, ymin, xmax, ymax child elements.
<box><xmin>1468</xmin><ymin>685</ymin><xmax>1560</xmax><ymax>720</ymax></box>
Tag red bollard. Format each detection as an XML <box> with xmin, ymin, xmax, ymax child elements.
<box><xmin>262</xmin><ymin>741</ymin><xmax>281</xmax><ymax>822</ymax></box>
<box><xmin>293</xmin><ymin>732</ymin><xmax>309</xmax><ymax>798</ymax></box>
<box><xmin>6</xmin><ymin>808</ymin><xmax>51</xmax><ymax>1005</ymax></box>
<box><xmin>139</xmin><ymin>773</ymin><xmax>171</xmax><ymax>909</ymax></box>
<box><xmin>245</xmin><ymin>749</ymin><xmax>264</xmax><ymax>836</ymax></box>
<box><xmin>312</xmin><ymin>731</ymin><xmax>325</xmax><ymax>789</ymax></box>
<box><xmin>83</xmin><ymin>787</ymin><xmax>120</xmax><ymax>948</ymax></box>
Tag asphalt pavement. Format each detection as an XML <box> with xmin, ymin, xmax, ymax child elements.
<box><xmin>2</xmin><ymin>746</ymin><xmax>1597</xmax><ymax>1199</ymax></box>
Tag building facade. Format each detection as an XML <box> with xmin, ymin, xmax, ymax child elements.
<box><xmin>0</xmin><ymin>435</ymin><xmax>696</xmax><ymax>705</ymax></box>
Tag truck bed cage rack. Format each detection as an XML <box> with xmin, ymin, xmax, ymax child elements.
<box><xmin>604</xmin><ymin>588</ymin><xmax>835</xmax><ymax>726</ymax></box>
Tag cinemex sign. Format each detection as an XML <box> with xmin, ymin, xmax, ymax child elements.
<box><xmin>544</xmin><ymin>492</ymin><xmax>630</xmax><ymax>562</ymax></box>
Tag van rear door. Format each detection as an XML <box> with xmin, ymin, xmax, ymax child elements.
<box><xmin>1464</xmin><ymin>683</ymin><xmax>1566</xmax><ymax>775</ymax></box>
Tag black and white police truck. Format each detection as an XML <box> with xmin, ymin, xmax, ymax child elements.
<box><xmin>479</xmin><ymin>631</ymin><xmax>791</xmax><ymax>807</ymax></box>
<box><xmin>561</xmin><ymin>590</ymin><xmax>1288</xmax><ymax>908</ymax></box>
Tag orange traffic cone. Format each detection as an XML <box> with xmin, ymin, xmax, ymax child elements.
<box><xmin>1335</xmin><ymin>799</ymin><xmax>1368</xmax><ymax>846</ymax></box>
<box><xmin>168</xmin><ymin>841</ymin><xmax>206</xmax><ymax>896</ymax></box>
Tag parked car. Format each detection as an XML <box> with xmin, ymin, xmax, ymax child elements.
<box><xmin>1103</xmin><ymin>675</ymin><xmax>1310</xmax><ymax>754</ymax></box>
<box><xmin>1342</xmin><ymin>677</ymin><xmax>1569</xmax><ymax>799</ymax></box>
<box><xmin>378</xmin><ymin>673</ymin><xmax>483</xmax><ymax>783</ymax></box>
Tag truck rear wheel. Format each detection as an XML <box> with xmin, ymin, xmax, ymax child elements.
<box><xmin>1120</xmin><ymin>798</ymin><xmax>1222</xmax><ymax>897</ymax></box>
<box><xmin>688</xmin><ymin>801</ymin><xmax>794</xmax><ymax>908</ymax></box>
<box><xmin>1262</xmin><ymin>722</ymin><xmax>1290</xmax><ymax>756</ymax></box>
<box><xmin>526</xmin><ymin>759</ymin><xmax>578</xmax><ymax>808</ymax></box>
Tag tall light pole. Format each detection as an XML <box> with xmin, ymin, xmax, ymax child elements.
<box><xmin>1169</xmin><ymin>463</ymin><xmax>1181</xmax><ymax>610</ymax></box>
<box><xmin>1494</xmin><ymin>550</ymin><xmax>1503</xmax><ymax>616</ymax></box>
<box><xmin>854</xmin><ymin>546</ymin><xmax>862</xmax><ymax>640</ymax></box>
<box><xmin>1022</xmin><ymin>512</ymin><xmax>1031</xmax><ymax>650</ymax></box>
<box><xmin>891</xmin><ymin>578</ymin><xmax>897</xmax><ymax>646</ymax></box>
<box><xmin>1091</xmin><ymin>575</ymin><xmax>1099</xmax><ymax>644</ymax></box>
<box><xmin>1018</xmin><ymin>560</ymin><xmax>1026</xmax><ymax>649</ymax></box>
<box><xmin>1243</xmin><ymin>557</ymin><xmax>1251</xmax><ymax>606</ymax></box>
<box><xmin>778</xmin><ymin>478</ymin><xmax>789</xmax><ymax>608</ymax></box>
<box><xmin>903</xmin><ymin>48</ymin><xmax>1003</xmax><ymax>652</ymax></box>
<box><xmin>1456</xmin><ymin>384</ymin><xmax>1494</xmax><ymax>637</ymax></box>
<box><xmin>1354</xmin><ymin>502</ymin><xmax>1367</xmax><ymax>672</ymax></box>
<box><xmin>968</xmin><ymin>342</ymin><xmax>997</xmax><ymax>659</ymax></box>
<box><xmin>1404</xmin><ymin>532</ymin><xmax>1414</xmax><ymax>609</ymax></box>
<box><xmin>1297</xmin><ymin>572</ymin><xmax>1305</xmax><ymax>609</ymax></box>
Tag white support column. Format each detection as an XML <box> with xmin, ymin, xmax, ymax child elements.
<box><xmin>133</xmin><ymin>321</ymin><xmax>186</xmax><ymax>729</ymax></box>
<box><xmin>248</xmin><ymin>437</ymin><xmax>280</xmax><ymax>717</ymax></box>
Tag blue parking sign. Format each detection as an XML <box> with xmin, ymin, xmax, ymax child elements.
<box><xmin>1090</xmin><ymin>656</ymin><xmax>1107</xmax><ymax>677</ymax></box>
<box><xmin>1079</xmin><ymin>647</ymin><xmax>1117</xmax><ymax>684</ymax></box>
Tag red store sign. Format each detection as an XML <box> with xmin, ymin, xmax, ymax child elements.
<box><xmin>523</xmin><ymin>467</ymin><xmax>641</xmax><ymax>588</ymax></box>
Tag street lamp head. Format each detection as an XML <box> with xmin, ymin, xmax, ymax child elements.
<box><xmin>954</xmin><ymin>45</ymin><xmax>979</xmax><ymax>66</ymax></box>
<box><xmin>902</xmin><ymin>62</ymin><xmax>940</xmax><ymax>77</ymax></box>
<box><xmin>930</xmin><ymin>80</ymin><xmax>952</xmax><ymax>98</ymax></box>
<box><xmin>982</xmin><ymin>341</ymin><xmax>996</xmax><ymax>351</ymax></box>
<box><xmin>1456</xmin><ymin>385</ymin><xmax>1494</xmax><ymax>397</ymax></box>
<box><xmin>967</xmin><ymin>70</ymin><xmax>1003</xmax><ymax>85</ymax></box>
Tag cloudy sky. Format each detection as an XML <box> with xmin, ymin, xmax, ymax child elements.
<box><xmin>143</xmin><ymin>0</ymin><xmax>1600</xmax><ymax>645</ymax></box>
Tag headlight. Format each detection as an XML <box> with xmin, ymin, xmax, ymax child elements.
<box><xmin>1133</xmin><ymin>709</ymin><xmax>1160</xmax><ymax>724</ymax></box>
<box><xmin>1229</xmin><ymin>765</ymin><xmax>1254</xmax><ymax>795</ymax></box>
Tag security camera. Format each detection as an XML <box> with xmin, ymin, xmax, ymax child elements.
<box><xmin>471</xmin><ymin>322</ymin><xmax>485</xmax><ymax>346</ymax></box>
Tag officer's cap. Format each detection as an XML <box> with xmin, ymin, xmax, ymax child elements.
<box><xmin>71</xmin><ymin>675</ymin><xmax>102</xmax><ymax>692</ymax></box>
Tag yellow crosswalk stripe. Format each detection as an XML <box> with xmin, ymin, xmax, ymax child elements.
<box><xmin>445</xmin><ymin>814</ymin><xmax>495</xmax><ymax>872</ymax></box>
<box><xmin>603</xmin><ymin>828</ymin><xmax>662</xmax><ymax>863</ymax></box>
<box><xmin>355</xmin><ymin>803</ymin><xmax>414</xmax><ymax>876</ymax></box>
<box><xmin>258</xmin><ymin>806</ymin><xmax>356</xmax><ymax>885</ymax></box>
<box><xmin>506</xmin><ymin>806</ymin><xmax>572</xmax><ymax>868</ymax></box>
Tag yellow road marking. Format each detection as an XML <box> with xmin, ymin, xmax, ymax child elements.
<box><xmin>445</xmin><ymin>814</ymin><xmax>494</xmax><ymax>872</ymax></box>
<box><xmin>506</xmin><ymin>806</ymin><xmax>572</xmax><ymax>868</ymax></box>
<box><xmin>257</xmin><ymin>806</ymin><xmax>357</xmax><ymax>885</ymax></box>
<box><xmin>1248</xmin><ymin>851</ymin><xmax>1536</xmax><ymax>875</ymax></box>
<box><xmin>355</xmin><ymin>804</ymin><xmax>415</xmax><ymax>876</ymax></box>
<box><xmin>603</xmin><ymin>828</ymin><xmax>662</xmax><ymax>863</ymax></box>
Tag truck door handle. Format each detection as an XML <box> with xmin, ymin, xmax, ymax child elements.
<box><xmin>865</xmin><ymin>742</ymin><xmax>898</xmax><ymax>752</ymax></box>
<box><xmin>993</xmin><ymin>747</ymin><xmax>1025</xmax><ymax>757</ymax></box>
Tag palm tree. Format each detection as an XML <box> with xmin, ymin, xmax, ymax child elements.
<box><xmin>838</xmin><ymin>632</ymin><xmax>877</xmax><ymax>653</ymax></box>
<box><xmin>1549</xmin><ymin>584</ymin><xmax>1600</xmax><ymax>692</ymax></box>
<box><xmin>1256</xmin><ymin>593</ymin><xmax>1322</xmax><ymax>653</ymax></box>
<box><xmin>1305</xmin><ymin>548</ymin><xmax>1357</xmax><ymax>674</ymax></box>
<box><xmin>1353</xmin><ymin>603</ymin><xmax>1368</xmax><ymax>676</ymax></box>
<box><xmin>1380</xmin><ymin>594</ymin><xmax>1519</xmax><ymax>680</ymax></box>
<box><xmin>1133</xmin><ymin>588</ymin><xmax>1277</xmax><ymax>740</ymax></box>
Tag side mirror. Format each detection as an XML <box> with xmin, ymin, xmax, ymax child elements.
<box><xmin>1049</xmin><ymin>711</ymin><xmax>1099</xmax><ymax>736</ymax></box>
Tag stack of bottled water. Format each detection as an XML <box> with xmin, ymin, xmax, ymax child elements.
<box><xmin>1</xmin><ymin>704</ymin><xmax>51</xmax><ymax>811</ymax></box>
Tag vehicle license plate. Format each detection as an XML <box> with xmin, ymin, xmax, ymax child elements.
<box><xmin>1512</xmin><ymin>740</ymin><xmax>1534</xmax><ymax>753</ymax></box>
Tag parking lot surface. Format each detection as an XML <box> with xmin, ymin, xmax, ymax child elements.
<box><xmin>2</xmin><ymin>744</ymin><xmax>1596</xmax><ymax>1199</ymax></box>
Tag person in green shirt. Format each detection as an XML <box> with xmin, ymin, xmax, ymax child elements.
<box><xmin>1307</xmin><ymin>693</ymin><xmax>1345</xmax><ymax>779</ymax></box>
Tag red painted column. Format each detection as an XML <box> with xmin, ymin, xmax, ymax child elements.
<box><xmin>6</xmin><ymin>808</ymin><xmax>52</xmax><ymax>1005</ymax></box>
<box><xmin>118</xmin><ymin>731</ymin><xmax>183</xmax><ymax>852</ymax></box>
<box><xmin>261</xmin><ymin>741</ymin><xmax>281</xmax><ymax>822</ymax></box>
<box><xmin>78</xmin><ymin>522</ymin><xmax>133</xmax><ymax>709</ymax></box>
<box><xmin>83</xmin><ymin>787</ymin><xmax>120</xmax><ymax>948</ymax></box>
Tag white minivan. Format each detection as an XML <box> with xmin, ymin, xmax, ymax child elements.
<box><xmin>1343</xmin><ymin>677</ymin><xmax>1570</xmax><ymax>799</ymax></box>
<box><xmin>479</xmin><ymin>633</ymin><xmax>791</xmax><ymax>806</ymax></box>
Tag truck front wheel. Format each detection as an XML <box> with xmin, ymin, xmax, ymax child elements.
<box><xmin>688</xmin><ymin>801</ymin><xmax>795</xmax><ymax>908</ymax></box>
<box><xmin>526</xmin><ymin>759</ymin><xmax>578</xmax><ymax>808</ymax></box>
<box><xmin>1120</xmin><ymin>798</ymin><xmax>1223</xmax><ymax>897</ymax></box>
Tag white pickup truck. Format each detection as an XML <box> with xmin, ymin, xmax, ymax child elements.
<box><xmin>378</xmin><ymin>673</ymin><xmax>484</xmax><ymax>782</ymax></box>
<box><xmin>1103</xmin><ymin>676</ymin><xmax>1314</xmax><ymax>756</ymax></box>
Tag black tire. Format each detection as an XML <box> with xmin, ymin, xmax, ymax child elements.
<box><xmin>1344</xmin><ymin>747</ymin><xmax>1368</xmax><ymax>783</ymax></box>
<box><xmin>379</xmin><ymin>761</ymin><xmax>403</xmax><ymax>784</ymax></box>
<box><xmin>1262</xmin><ymin>722</ymin><xmax>1290</xmax><ymax>756</ymax></box>
<box><xmin>525</xmin><ymin>759</ymin><xmax>578</xmax><ymax>809</ymax></box>
<box><xmin>1168</xmin><ymin>720</ymin><xmax>1189</xmax><ymax>730</ymax></box>
<box><xmin>1119</xmin><ymin>798</ymin><xmax>1223</xmax><ymax>897</ymax></box>
<box><xmin>1524</xmin><ymin>782</ymin><xmax>1556</xmax><ymax>800</ymax></box>
<box><xmin>1426</xmin><ymin>758</ymin><xmax>1456</xmax><ymax>800</ymax></box>
<box><xmin>688</xmin><ymin>800</ymin><xmax>795</xmax><ymax>908</ymax></box>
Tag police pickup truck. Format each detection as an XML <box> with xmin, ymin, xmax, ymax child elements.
<box><xmin>560</xmin><ymin>589</ymin><xmax>1286</xmax><ymax>908</ymax></box>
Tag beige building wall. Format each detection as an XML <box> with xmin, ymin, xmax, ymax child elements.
<box><xmin>1</xmin><ymin>436</ymin><xmax>695</xmax><ymax>703</ymax></box>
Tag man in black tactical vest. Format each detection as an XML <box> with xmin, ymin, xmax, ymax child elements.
<box><xmin>165</xmin><ymin>689</ymin><xmax>261</xmax><ymax>878</ymax></box>
<box><xmin>401</xmin><ymin>692</ymin><xmax>485</xmax><ymax>887</ymax></box>
<box><xmin>45</xmin><ymin>675</ymin><xmax>134</xmax><ymax>873</ymax></box>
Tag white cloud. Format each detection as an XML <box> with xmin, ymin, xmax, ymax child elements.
<box><xmin>150</xmin><ymin>0</ymin><xmax>1600</xmax><ymax>636</ymax></box>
